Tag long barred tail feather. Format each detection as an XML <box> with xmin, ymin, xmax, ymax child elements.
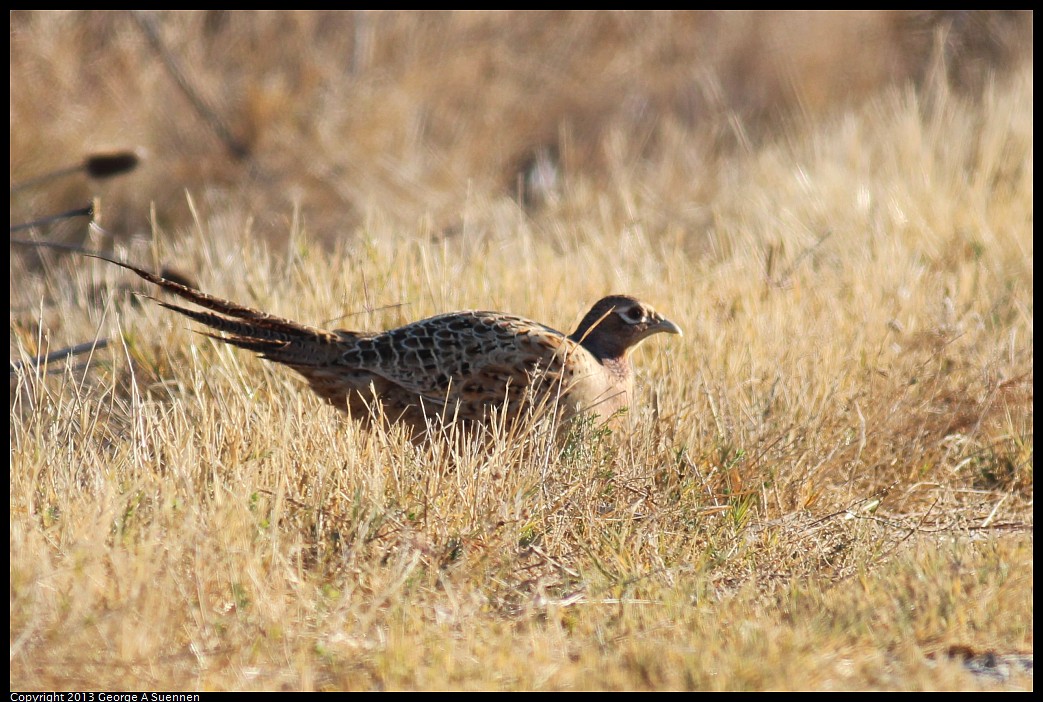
<box><xmin>11</xmin><ymin>239</ymin><xmax>342</xmax><ymax>365</ymax></box>
<box><xmin>155</xmin><ymin>299</ymin><xmax>335</xmax><ymax>346</ymax></box>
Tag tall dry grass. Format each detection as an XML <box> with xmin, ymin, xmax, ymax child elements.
<box><xmin>10</xmin><ymin>11</ymin><xmax>1033</xmax><ymax>691</ymax></box>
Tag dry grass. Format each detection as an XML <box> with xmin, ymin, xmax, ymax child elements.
<box><xmin>10</xmin><ymin>11</ymin><xmax>1033</xmax><ymax>691</ymax></box>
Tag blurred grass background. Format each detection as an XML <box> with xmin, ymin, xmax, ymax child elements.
<box><xmin>10</xmin><ymin>11</ymin><xmax>1032</xmax><ymax>241</ymax></box>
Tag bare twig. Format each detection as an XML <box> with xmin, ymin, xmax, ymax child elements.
<box><xmin>10</xmin><ymin>338</ymin><xmax>109</xmax><ymax>376</ymax></box>
<box><xmin>129</xmin><ymin>10</ymin><xmax>248</xmax><ymax>160</ymax></box>
<box><xmin>9</xmin><ymin>204</ymin><xmax>94</xmax><ymax>233</ymax></box>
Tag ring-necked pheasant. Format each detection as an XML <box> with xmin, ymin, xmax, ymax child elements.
<box><xmin>99</xmin><ymin>257</ymin><xmax>681</xmax><ymax>435</ymax></box>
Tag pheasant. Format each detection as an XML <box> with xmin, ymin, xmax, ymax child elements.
<box><xmin>98</xmin><ymin>257</ymin><xmax>681</xmax><ymax>435</ymax></box>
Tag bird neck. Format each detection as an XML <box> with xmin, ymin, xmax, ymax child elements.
<box><xmin>571</xmin><ymin>309</ymin><xmax>626</xmax><ymax>357</ymax></box>
<box><xmin>598</xmin><ymin>354</ymin><xmax>632</xmax><ymax>383</ymax></box>
<box><xmin>571</xmin><ymin>325</ymin><xmax>633</xmax><ymax>365</ymax></box>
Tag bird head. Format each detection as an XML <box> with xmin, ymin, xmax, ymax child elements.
<box><xmin>570</xmin><ymin>295</ymin><xmax>681</xmax><ymax>361</ymax></box>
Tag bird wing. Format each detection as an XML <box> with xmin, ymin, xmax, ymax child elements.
<box><xmin>335</xmin><ymin>311</ymin><xmax>579</xmax><ymax>407</ymax></box>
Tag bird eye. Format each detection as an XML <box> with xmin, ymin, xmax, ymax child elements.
<box><xmin>618</xmin><ymin>306</ymin><xmax>646</xmax><ymax>324</ymax></box>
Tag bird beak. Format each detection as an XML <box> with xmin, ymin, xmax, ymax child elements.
<box><xmin>653</xmin><ymin>317</ymin><xmax>683</xmax><ymax>336</ymax></box>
